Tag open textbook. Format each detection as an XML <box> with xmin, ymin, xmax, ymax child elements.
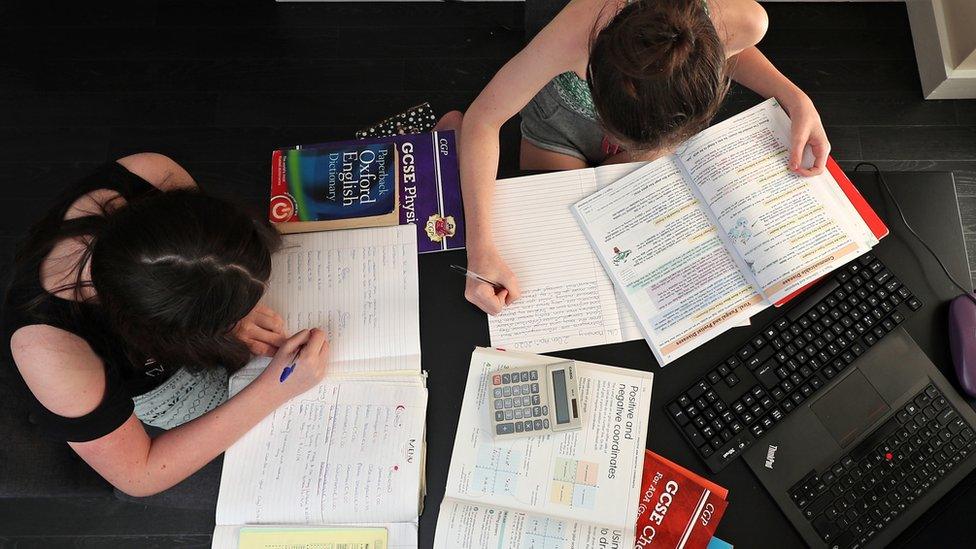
<box><xmin>572</xmin><ymin>99</ymin><xmax>885</xmax><ymax>365</ymax></box>
<box><xmin>433</xmin><ymin>348</ymin><xmax>653</xmax><ymax>549</ymax></box>
<box><xmin>213</xmin><ymin>226</ymin><xmax>427</xmax><ymax>549</ymax></box>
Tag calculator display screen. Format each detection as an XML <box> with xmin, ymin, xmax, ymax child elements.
<box><xmin>552</xmin><ymin>369</ymin><xmax>570</xmax><ymax>424</ymax></box>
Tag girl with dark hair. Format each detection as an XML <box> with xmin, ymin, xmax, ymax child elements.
<box><xmin>3</xmin><ymin>153</ymin><xmax>330</xmax><ymax>496</ymax></box>
<box><xmin>459</xmin><ymin>0</ymin><xmax>830</xmax><ymax>315</ymax></box>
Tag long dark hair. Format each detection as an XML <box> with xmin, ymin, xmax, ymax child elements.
<box><xmin>15</xmin><ymin>186</ymin><xmax>281</xmax><ymax>372</ymax></box>
<box><xmin>588</xmin><ymin>0</ymin><xmax>728</xmax><ymax>152</ymax></box>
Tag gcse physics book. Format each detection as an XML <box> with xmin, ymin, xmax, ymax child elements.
<box><xmin>433</xmin><ymin>347</ymin><xmax>653</xmax><ymax>549</ymax></box>
<box><xmin>572</xmin><ymin>99</ymin><xmax>887</xmax><ymax>365</ymax></box>
<box><xmin>269</xmin><ymin>131</ymin><xmax>464</xmax><ymax>253</ymax></box>
<box><xmin>212</xmin><ymin>226</ymin><xmax>428</xmax><ymax>549</ymax></box>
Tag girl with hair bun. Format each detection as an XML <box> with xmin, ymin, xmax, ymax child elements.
<box><xmin>458</xmin><ymin>0</ymin><xmax>830</xmax><ymax>315</ymax></box>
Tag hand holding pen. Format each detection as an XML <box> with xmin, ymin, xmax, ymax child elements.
<box><xmin>265</xmin><ymin>328</ymin><xmax>330</xmax><ymax>397</ymax></box>
<box><xmin>452</xmin><ymin>252</ymin><xmax>522</xmax><ymax>315</ymax></box>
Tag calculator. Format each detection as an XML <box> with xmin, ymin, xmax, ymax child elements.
<box><xmin>488</xmin><ymin>361</ymin><xmax>583</xmax><ymax>439</ymax></box>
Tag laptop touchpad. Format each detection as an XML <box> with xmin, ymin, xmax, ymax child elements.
<box><xmin>811</xmin><ymin>370</ymin><xmax>890</xmax><ymax>448</ymax></box>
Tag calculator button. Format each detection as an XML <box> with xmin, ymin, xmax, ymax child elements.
<box><xmin>496</xmin><ymin>423</ymin><xmax>515</xmax><ymax>435</ymax></box>
<box><xmin>493</xmin><ymin>388</ymin><xmax>502</xmax><ymax>398</ymax></box>
<box><xmin>504</xmin><ymin>410</ymin><xmax>514</xmax><ymax>420</ymax></box>
<box><xmin>492</xmin><ymin>375</ymin><xmax>501</xmax><ymax>385</ymax></box>
<box><xmin>525</xmin><ymin>420</ymin><xmax>534</xmax><ymax>431</ymax></box>
<box><xmin>544</xmin><ymin>419</ymin><xmax>550</xmax><ymax>429</ymax></box>
<box><xmin>512</xmin><ymin>385</ymin><xmax>522</xmax><ymax>396</ymax></box>
<box><xmin>520</xmin><ymin>372</ymin><xmax>530</xmax><ymax>382</ymax></box>
<box><xmin>504</xmin><ymin>398</ymin><xmax>513</xmax><ymax>408</ymax></box>
<box><xmin>530</xmin><ymin>370</ymin><xmax>538</xmax><ymax>381</ymax></box>
<box><xmin>515</xmin><ymin>421</ymin><xmax>524</xmax><ymax>433</ymax></box>
<box><xmin>513</xmin><ymin>409</ymin><xmax>523</xmax><ymax>419</ymax></box>
<box><xmin>542</xmin><ymin>405</ymin><xmax>549</xmax><ymax>416</ymax></box>
<box><xmin>523</xmin><ymin>384</ymin><xmax>531</xmax><ymax>394</ymax></box>
<box><xmin>522</xmin><ymin>407</ymin><xmax>532</xmax><ymax>418</ymax></box>
<box><xmin>531</xmin><ymin>383</ymin><xmax>540</xmax><ymax>393</ymax></box>
<box><xmin>494</xmin><ymin>399</ymin><xmax>503</xmax><ymax>410</ymax></box>
<box><xmin>502</xmin><ymin>386</ymin><xmax>512</xmax><ymax>397</ymax></box>
<box><xmin>533</xmin><ymin>406</ymin><xmax>542</xmax><ymax>417</ymax></box>
<box><xmin>495</xmin><ymin>411</ymin><xmax>504</xmax><ymax>421</ymax></box>
<box><xmin>502</xmin><ymin>373</ymin><xmax>511</xmax><ymax>384</ymax></box>
<box><xmin>534</xmin><ymin>420</ymin><xmax>544</xmax><ymax>431</ymax></box>
<box><xmin>532</xmin><ymin>395</ymin><xmax>541</xmax><ymax>405</ymax></box>
<box><xmin>522</xmin><ymin>396</ymin><xmax>531</xmax><ymax>406</ymax></box>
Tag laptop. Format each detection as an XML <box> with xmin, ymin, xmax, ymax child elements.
<box><xmin>744</xmin><ymin>327</ymin><xmax>976</xmax><ymax>548</ymax></box>
<box><xmin>667</xmin><ymin>252</ymin><xmax>976</xmax><ymax>549</ymax></box>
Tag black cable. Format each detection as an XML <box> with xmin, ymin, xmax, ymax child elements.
<box><xmin>853</xmin><ymin>162</ymin><xmax>976</xmax><ymax>307</ymax></box>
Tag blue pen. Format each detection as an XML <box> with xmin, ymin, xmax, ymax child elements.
<box><xmin>279</xmin><ymin>347</ymin><xmax>302</xmax><ymax>383</ymax></box>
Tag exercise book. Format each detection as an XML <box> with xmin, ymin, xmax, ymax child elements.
<box><xmin>213</xmin><ymin>226</ymin><xmax>427</xmax><ymax>549</ymax></box>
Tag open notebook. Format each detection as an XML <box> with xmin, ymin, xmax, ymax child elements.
<box><xmin>573</xmin><ymin>99</ymin><xmax>885</xmax><ymax>365</ymax></box>
<box><xmin>213</xmin><ymin>226</ymin><xmax>427</xmax><ymax>549</ymax></box>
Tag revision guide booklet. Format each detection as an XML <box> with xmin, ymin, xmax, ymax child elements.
<box><xmin>212</xmin><ymin>226</ymin><xmax>427</xmax><ymax>549</ymax></box>
<box><xmin>572</xmin><ymin>98</ymin><xmax>885</xmax><ymax>366</ymax></box>
<box><xmin>269</xmin><ymin>131</ymin><xmax>464</xmax><ymax>253</ymax></box>
<box><xmin>433</xmin><ymin>347</ymin><xmax>653</xmax><ymax>549</ymax></box>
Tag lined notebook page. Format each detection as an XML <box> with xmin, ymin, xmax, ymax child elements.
<box><xmin>215</xmin><ymin>381</ymin><xmax>427</xmax><ymax>527</ymax></box>
<box><xmin>266</xmin><ymin>226</ymin><xmax>420</xmax><ymax>373</ymax></box>
<box><xmin>487</xmin><ymin>164</ymin><xmax>645</xmax><ymax>352</ymax></box>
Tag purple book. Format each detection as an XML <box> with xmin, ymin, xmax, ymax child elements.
<box><xmin>269</xmin><ymin>130</ymin><xmax>465</xmax><ymax>253</ymax></box>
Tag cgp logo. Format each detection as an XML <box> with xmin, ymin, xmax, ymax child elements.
<box><xmin>269</xmin><ymin>194</ymin><xmax>296</xmax><ymax>222</ymax></box>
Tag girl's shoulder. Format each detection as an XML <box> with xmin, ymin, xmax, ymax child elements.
<box><xmin>707</xmin><ymin>0</ymin><xmax>769</xmax><ymax>54</ymax></box>
<box><xmin>10</xmin><ymin>323</ymin><xmax>108</xmax><ymax>420</ymax></box>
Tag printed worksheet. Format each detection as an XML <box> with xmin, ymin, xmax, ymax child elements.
<box><xmin>266</xmin><ymin>225</ymin><xmax>421</xmax><ymax>373</ymax></box>
<box><xmin>573</xmin><ymin>99</ymin><xmax>881</xmax><ymax>364</ymax></box>
<box><xmin>433</xmin><ymin>348</ymin><xmax>653</xmax><ymax>549</ymax></box>
<box><xmin>488</xmin><ymin>164</ymin><xmax>647</xmax><ymax>353</ymax></box>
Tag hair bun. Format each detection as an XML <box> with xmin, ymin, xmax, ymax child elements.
<box><xmin>599</xmin><ymin>1</ymin><xmax>702</xmax><ymax>79</ymax></box>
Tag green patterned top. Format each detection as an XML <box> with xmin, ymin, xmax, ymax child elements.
<box><xmin>551</xmin><ymin>0</ymin><xmax>710</xmax><ymax>121</ymax></box>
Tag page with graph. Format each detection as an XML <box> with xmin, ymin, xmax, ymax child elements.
<box><xmin>432</xmin><ymin>348</ymin><xmax>652</xmax><ymax>549</ymax></box>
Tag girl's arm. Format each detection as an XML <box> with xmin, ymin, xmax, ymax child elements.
<box><xmin>460</xmin><ymin>2</ymin><xmax>593</xmax><ymax>314</ymax></box>
<box><xmin>13</xmin><ymin>328</ymin><xmax>329</xmax><ymax>497</ymax></box>
<box><xmin>729</xmin><ymin>47</ymin><xmax>831</xmax><ymax>176</ymax></box>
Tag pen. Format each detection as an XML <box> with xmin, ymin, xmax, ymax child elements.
<box><xmin>279</xmin><ymin>346</ymin><xmax>303</xmax><ymax>383</ymax></box>
<box><xmin>450</xmin><ymin>264</ymin><xmax>504</xmax><ymax>290</ymax></box>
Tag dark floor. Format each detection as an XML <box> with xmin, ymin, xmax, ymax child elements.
<box><xmin>1</xmin><ymin>0</ymin><xmax>975</xmax><ymax>547</ymax></box>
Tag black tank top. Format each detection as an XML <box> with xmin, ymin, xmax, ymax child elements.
<box><xmin>2</xmin><ymin>162</ymin><xmax>178</xmax><ymax>442</ymax></box>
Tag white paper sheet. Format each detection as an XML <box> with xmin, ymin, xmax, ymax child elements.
<box><xmin>216</xmin><ymin>381</ymin><xmax>427</xmax><ymax>526</ymax></box>
<box><xmin>266</xmin><ymin>225</ymin><xmax>421</xmax><ymax>374</ymax></box>
<box><xmin>487</xmin><ymin>163</ymin><xmax>647</xmax><ymax>353</ymax></box>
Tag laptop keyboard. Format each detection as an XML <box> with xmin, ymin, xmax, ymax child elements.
<box><xmin>666</xmin><ymin>253</ymin><xmax>922</xmax><ymax>473</ymax></box>
<box><xmin>789</xmin><ymin>384</ymin><xmax>975</xmax><ymax>549</ymax></box>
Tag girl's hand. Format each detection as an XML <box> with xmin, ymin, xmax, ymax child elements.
<box><xmin>260</xmin><ymin>328</ymin><xmax>330</xmax><ymax>398</ymax></box>
<box><xmin>464</xmin><ymin>247</ymin><xmax>521</xmax><ymax>316</ymax></box>
<box><xmin>233</xmin><ymin>305</ymin><xmax>287</xmax><ymax>356</ymax></box>
<box><xmin>781</xmin><ymin>93</ymin><xmax>830</xmax><ymax>177</ymax></box>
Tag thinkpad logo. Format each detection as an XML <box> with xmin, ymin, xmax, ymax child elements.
<box><xmin>765</xmin><ymin>445</ymin><xmax>778</xmax><ymax>469</ymax></box>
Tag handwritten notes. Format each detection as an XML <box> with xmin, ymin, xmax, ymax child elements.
<box><xmin>266</xmin><ymin>226</ymin><xmax>421</xmax><ymax>373</ymax></box>
<box><xmin>488</xmin><ymin>165</ymin><xmax>646</xmax><ymax>353</ymax></box>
